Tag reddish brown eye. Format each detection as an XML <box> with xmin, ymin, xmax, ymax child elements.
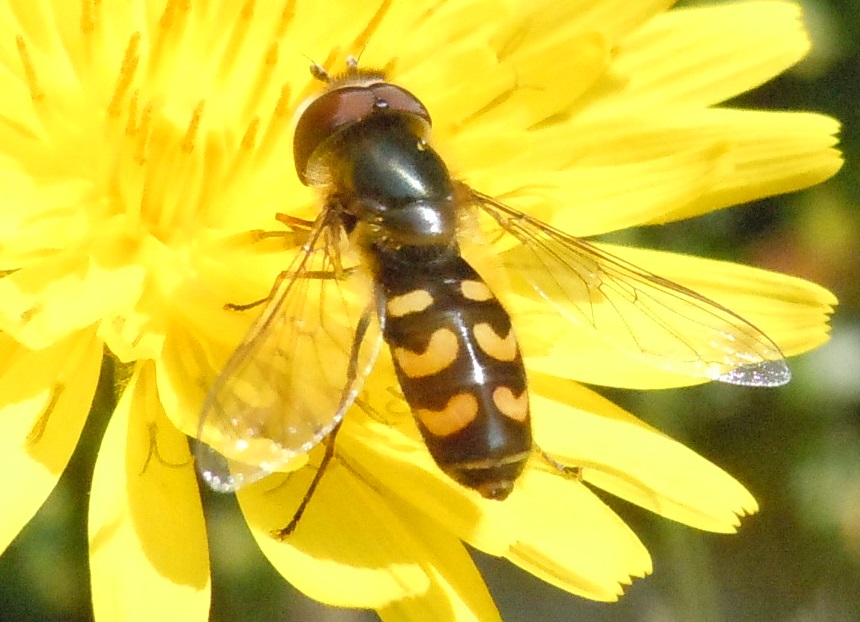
<box><xmin>368</xmin><ymin>83</ymin><xmax>431</xmax><ymax>124</ymax></box>
<box><xmin>293</xmin><ymin>82</ymin><xmax>432</xmax><ymax>184</ymax></box>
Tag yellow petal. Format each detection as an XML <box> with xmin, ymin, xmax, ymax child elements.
<box><xmin>367</xmin><ymin>0</ymin><xmax>506</xmax><ymax>77</ymax></box>
<box><xmin>495</xmin><ymin>0</ymin><xmax>675</xmax><ymax>46</ymax></box>
<box><xmin>520</xmin><ymin>108</ymin><xmax>841</xmax><ymax>234</ymax></box>
<box><xmin>650</xmin><ymin>111</ymin><xmax>842</xmax><ymax>221</ymax></box>
<box><xmin>405</xmin><ymin>44</ymin><xmax>516</xmax><ymax>141</ymax></box>
<box><xmin>0</xmin><ymin>243</ymin><xmax>146</xmax><ymax>350</ymax></box>
<box><xmin>587</xmin><ymin>1</ymin><xmax>810</xmax><ymax>114</ymax></box>
<box><xmin>238</xmin><ymin>464</ymin><xmax>432</xmax><ymax>609</ymax></box>
<box><xmin>404</xmin><ymin>0</ymin><xmax>671</xmax><ymax>141</ymax></box>
<box><xmin>237</xmin><ymin>364</ymin><xmax>483</xmax><ymax>607</ymax></box>
<box><xmin>477</xmin><ymin>31</ymin><xmax>611</xmax><ymax>129</ymax></box>
<box><xmin>466</xmin><ymin>0</ymin><xmax>674</xmax><ymax>129</ymax></box>
<box><xmin>549</xmin><ymin>144</ymin><xmax>732</xmax><ymax>237</ymax></box>
<box><xmin>0</xmin><ymin>329</ymin><xmax>100</xmax><ymax>553</ymax></box>
<box><xmin>377</xmin><ymin>506</ymin><xmax>501</xmax><ymax>622</ymax></box>
<box><xmin>339</xmin><ymin>369</ymin><xmax>648</xmax><ymax>602</ymax></box>
<box><xmin>0</xmin><ymin>173</ymin><xmax>92</xmax><ymax>266</ymax></box>
<box><xmin>501</xmin><ymin>468</ymin><xmax>652</xmax><ymax>601</ymax></box>
<box><xmin>154</xmin><ymin>241</ymin><xmax>291</xmax><ymax>437</ymax></box>
<box><xmin>460</xmin><ymin>108</ymin><xmax>839</xmax><ymax>238</ymax></box>
<box><xmin>530</xmin><ymin>374</ymin><xmax>759</xmax><ymax>532</ymax></box>
<box><xmin>156</xmin><ymin>324</ymin><xmax>216</xmax><ymax>438</ymax></box>
<box><xmin>89</xmin><ymin>363</ymin><xmax>210</xmax><ymax>622</ymax></box>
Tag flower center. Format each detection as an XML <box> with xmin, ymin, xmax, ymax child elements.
<box><xmin>14</xmin><ymin>2</ymin><xmax>318</xmax><ymax>248</ymax></box>
<box><xmin>100</xmin><ymin>19</ymin><xmax>297</xmax><ymax>245</ymax></box>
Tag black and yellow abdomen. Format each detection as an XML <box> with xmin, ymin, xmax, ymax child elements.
<box><xmin>376</xmin><ymin>252</ymin><xmax>531</xmax><ymax>500</ymax></box>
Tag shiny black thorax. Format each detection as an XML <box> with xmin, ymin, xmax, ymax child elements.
<box><xmin>325</xmin><ymin>115</ymin><xmax>458</xmax><ymax>251</ymax></box>
<box><xmin>318</xmin><ymin>110</ymin><xmax>531</xmax><ymax>499</ymax></box>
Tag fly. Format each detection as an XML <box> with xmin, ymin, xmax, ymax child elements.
<box><xmin>195</xmin><ymin>58</ymin><xmax>790</xmax><ymax>535</ymax></box>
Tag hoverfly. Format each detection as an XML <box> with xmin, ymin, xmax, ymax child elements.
<box><xmin>195</xmin><ymin>58</ymin><xmax>789</xmax><ymax>529</ymax></box>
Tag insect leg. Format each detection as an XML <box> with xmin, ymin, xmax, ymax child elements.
<box><xmin>224</xmin><ymin>297</ymin><xmax>273</xmax><ymax>312</ymax></box>
<box><xmin>537</xmin><ymin>445</ymin><xmax>583</xmax><ymax>481</ymax></box>
<box><xmin>226</xmin><ymin>263</ymin><xmax>363</xmax><ymax>313</ymax></box>
<box><xmin>272</xmin><ymin>419</ymin><xmax>343</xmax><ymax>540</ymax></box>
<box><xmin>275</xmin><ymin>212</ymin><xmax>315</xmax><ymax>231</ymax></box>
<box><xmin>223</xmin><ymin>270</ymin><xmax>292</xmax><ymax>312</ymax></box>
<box><xmin>272</xmin><ymin>303</ymin><xmax>378</xmax><ymax>539</ymax></box>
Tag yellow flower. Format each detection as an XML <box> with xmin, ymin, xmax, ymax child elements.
<box><xmin>0</xmin><ymin>0</ymin><xmax>840</xmax><ymax>620</ymax></box>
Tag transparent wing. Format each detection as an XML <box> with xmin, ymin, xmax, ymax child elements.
<box><xmin>469</xmin><ymin>189</ymin><xmax>790</xmax><ymax>387</ymax></box>
<box><xmin>195</xmin><ymin>209</ymin><xmax>384</xmax><ymax>492</ymax></box>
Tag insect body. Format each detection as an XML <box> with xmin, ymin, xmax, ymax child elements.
<box><xmin>195</xmin><ymin>62</ymin><xmax>791</xmax><ymax>508</ymax></box>
<box><xmin>303</xmin><ymin>84</ymin><xmax>531</xmax><ymax>499</ymax></box>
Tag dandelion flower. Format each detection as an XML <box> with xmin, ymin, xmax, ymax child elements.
<box><xmin>0</xmin><ymin>1</ymin><xmax>840</xmax><ymax>620</ymax></box>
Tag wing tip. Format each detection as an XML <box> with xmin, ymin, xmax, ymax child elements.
<box><xmin>717</xmin><ymin>360</ymin><xmax>792</xmax><ymax>387</ymax></box>
<box><xmin>200</xmin><ymin>467</ymin><xmax>246</xmax><ymax>493</ymax></box>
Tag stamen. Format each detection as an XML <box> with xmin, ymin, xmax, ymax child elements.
<box><xmin>16</xmin><ymin>36</ymin><xmax>45</xmax><ymax>102</ymax></box>
<box><xmin>80</xmin><ymin>0</ymin><xmax>96</xmax><ymax>35</ymax></box>
<box><xmin>217</xmin><ymin>0</ymin><xmax>256</xmax><ymax>81</ymax></box>
<box><xmin>350</xmin><ymin>0</ymin><xmax>393</xmax><ymax>56</ymax></box>
<box><xmin>148</xmin><ymin>0</ymin><xmax>190</xmax><ymax>80</ymax></box>
<box><xmin>143</xmin><ymin>100</ymin><xmax>208</xmax><ymax>237</ymax></box>
<box><xmin>254</xmin><ymin>83</ymin><xmax>290</xmax><ymax>165</ymax></box>
<box><xmin>134</xmin><ymin>101</ymin><xmax>153</xmax><ymax>165</ymax></box>
<box><xmin>27</xmin><ymin>384</ymin><xmax>65</xmax><ymax>445</ymax></box>
<box><xmin>124</xmin><ymin>89</ymin><xmax>140</xmax><ymax>136</ymax></box>
<box><xmin>413</xmin><ymin>3</ymin><xmax>443</xmax><ymax>26</ymax></box>
<box><xmin>242</xmin><ymin>41</ymin><xmax>279</xmax><ymax>119</ymax></box>
<box><xmin>240</xmin><ymin>117</ymin><xmax>260</xmax><ymax>152</ymax></box>
<box><xmin>181</xmin><ymin>100</ymin><xmax>205</xmax><ymax>153</ymax></box>
<box><xmin>108</xmin><ymin>32</ymin><xmax>141</xmax><ymax>118</ymax></box>
<box><xmin>457</xmin><ymin>86</ymin><xmax>517</xmax><ymax>130</ymax></box>
<box><xmin>140</xmin><ymin>421</ymin><xmax>192</xmax><ymax>474</ymax></box>
<box><xmin>20</xmin><ymin>305</ymin><xmax>39</xmax><ymax>323</ymax></box>
<box><xmin>225</xmin><ymin>117</ymin><xmax>259</xmax><ymax>187</ymax></box>
<box><xmin>158</xmin><ymin>0</ymin><xmax>189</xmax><ymax>31</ymax></box>
<box><xmin>274</xmin><ymin>0</ymin><xmax>297</xmax><ymax>39</ymax></box>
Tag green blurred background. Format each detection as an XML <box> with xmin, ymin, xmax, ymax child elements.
<box><xmin>2</xmin><ymin>1</ymin><xmax>858</xmax><ymax>620</ymax></box>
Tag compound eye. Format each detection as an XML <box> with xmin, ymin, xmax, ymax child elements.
<box><xmin>293</xmin><ymin>87</ymin><xmax>377</xmax><ymax>184</ymax></box>
<box><xmin>367</xmin><ymin>83</ymin><xmax>430</xmax><ymax>123</ymax></box>
<box><xmin>293</xmin><ymin>82</ymin><xmax>432</xmax><ymax>185</ymax></box>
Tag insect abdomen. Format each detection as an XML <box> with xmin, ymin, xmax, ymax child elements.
<box><xmin>378</xmin><ymin>255</ymin><xmax>531</xmax><ymax>500</ymax></box>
